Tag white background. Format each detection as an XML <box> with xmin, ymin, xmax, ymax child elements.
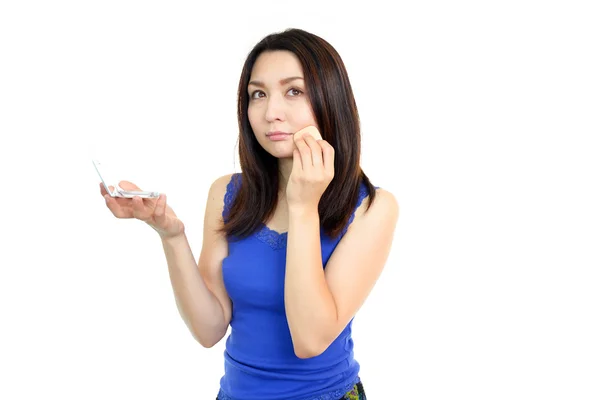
<box><xmin>1</xmin><ymin>0</ymin><xmax>599</xmax><ymax>399</ymax></box>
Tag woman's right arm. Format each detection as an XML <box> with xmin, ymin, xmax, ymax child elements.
<box><xmin>102</xmin><ymin>174</ymin><xmax>233</xmax><ymax>347</ymax></box>
<box><xmin>162</xmin><ymin>173</ymin><xmax>233</xmax><ymax>348</ymax></box>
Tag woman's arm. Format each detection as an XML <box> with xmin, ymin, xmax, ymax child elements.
<box><xmin>163</xmin><ymin>174</ymin><xmax>233</xmax><ymax>348</ymax></box>
<box><xmin>284</xmin><ymin>189</ymin><xmax>399</xmax><ymax>358</ymax></box>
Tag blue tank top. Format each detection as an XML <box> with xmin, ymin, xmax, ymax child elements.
<box><xmin>217</xmin><ymin>173</ymin><xmax>372</xmax><ymax>400</ymax></box>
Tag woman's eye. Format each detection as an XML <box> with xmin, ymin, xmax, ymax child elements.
<box><xmin>250</xmin><ymin>88</ymin><xmax>302</xmax><ymax>99</ymax></box>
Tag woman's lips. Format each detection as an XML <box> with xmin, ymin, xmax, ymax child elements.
<box><xmin>267</xmin><ymin>131</ymin><xmax>292</xmax><ymax>141</ymax></box>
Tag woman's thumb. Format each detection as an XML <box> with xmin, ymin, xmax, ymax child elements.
<box><xmin>118</xmin><ymin>180</ymin><xmax>141</xmax><ymax>191</ymax></box>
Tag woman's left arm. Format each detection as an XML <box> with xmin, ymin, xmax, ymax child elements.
<box><xmin>284</xmin><ymin>135</ymin><xmax>399</xmax><ymax>358</ymax></box>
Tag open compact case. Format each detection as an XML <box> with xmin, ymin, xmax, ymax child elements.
<box><xmin>92</xmin><ymin>159</ymin><xmax>160</xmax><ymax>198</ymax></box>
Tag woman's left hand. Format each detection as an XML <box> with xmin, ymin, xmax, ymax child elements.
<box><xmin>286</xmin><ymin>132</ymin><xmax>335</xmax><ymax>211</ymax></box>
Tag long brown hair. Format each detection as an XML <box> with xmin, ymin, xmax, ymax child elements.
<box><xmin>221</xmin><ymin>28</ymin><xmax>377</xmax><ymax>240</ymax></box>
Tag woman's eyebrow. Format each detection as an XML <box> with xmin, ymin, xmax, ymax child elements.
<box><xmin>248</xmin><ymin>76</ymin><xmax>304</xmax><ymax>88</ymax></box>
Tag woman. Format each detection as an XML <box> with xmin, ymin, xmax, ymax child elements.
<box><xmin>101</xmin><ymin>28</ymin><xmax>399</xmax><ymax>400</ymax></box>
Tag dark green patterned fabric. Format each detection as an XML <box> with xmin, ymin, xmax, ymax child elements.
<box><xmin>339</xmin><ymin>380</ymin><xmax>367</xmax><ymax>399</ymax></box>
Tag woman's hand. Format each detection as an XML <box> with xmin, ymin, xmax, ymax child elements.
<box><xmin>286</xmin><ymin>130</ymin><xmax>335</xmax><ymax>212</ymax></box>
<box><xmin>100</xmin><ymin>181</ymin><xmax>185</xmax><ymax>239</ymax></box>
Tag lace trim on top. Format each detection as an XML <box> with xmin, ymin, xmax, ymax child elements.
<box><xmin>340</xmin><ymin>184</ymin><xmax>371</xmax><ymax>237</ymax></box>
<box><xmin>222</xmin><ymin>173</ymin><xmax>374</xmax><ymax>250</ymax></box>
<box><xmin>256</xmin><ymin>224</ymin><xmax>288</xmax><ymax>249</ymax></box>
<box><xmin>222</xmin><ymin>173</ymin><xmax>241</xmax><ymax>223</ymax></box>
<box><xmin>216</xmin><ymin>375</ymin><xmax>360</xmax><ymax>400</ymax></box>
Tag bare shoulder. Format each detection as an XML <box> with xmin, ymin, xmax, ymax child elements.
<box><xmin>354</xmin><ymin>187</ymin><xmax>400</xmax><ymax>223</ymax></box>
<box><xmin>206</xmin><ymin>173</ymin><xmax>236</xmax><ymax>208</ymax></box>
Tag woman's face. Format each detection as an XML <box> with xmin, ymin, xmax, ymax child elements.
<box><xmin>247</xmin><ymin>50</ymin><xmax>318</xmax><ymax>159</ymax></box>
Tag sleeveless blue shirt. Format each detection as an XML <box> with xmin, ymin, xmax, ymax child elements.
<box><xmin>216</xmin><ymin>173</ymin><xmax>372</xmax><ymax>400</ymax></box>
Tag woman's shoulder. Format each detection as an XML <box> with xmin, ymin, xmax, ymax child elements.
<box><xmin>210</xmin><ymin>172</ymin><xmax>239</xmax><ymax>188</ymax></box>
<box><xmin>353</xmin><ymin>186</ymin><xmax>398</xmax><ymax>223</ymax></box>
<box><xmin>205</xmin><ymin>173</ymin><xmax>239</xmax><ymax>212</ymax></box>
<box><xmin>208</xmin><ymin>173</ymin><xmax>236</xmax><ymax>195</ymax></box>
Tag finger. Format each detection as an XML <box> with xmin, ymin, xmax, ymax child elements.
<box><xmin>104</xmin><ymin>195</ymin><xmax>129</xmax><ymax>218</ymax></box>
<box><xmin>319</xmin><ymin>140</ymin><xmax>335</xmax><ymax>178</ymax></box>
<box><xmin>303</xmin><ymin>134</ymin><xmax>324</xmax><ymax>168</ymax></box>
<box><xmin>118</xmin><ymin>180</ymin><xmax>142</xmax><ymax>191</ymax></box>
<box><xmin>99</xmin><ymin>183</ymin><xmax>115</xmax><ymax>196</ymax></box>
<box><xmin>293</xmin><ymin>134</ymin><xmax>312</xmax><ymax>170</ymax></box>
<box><xmin>131</xmin><ymin>196</ymin><xmax>151</xmax><ymax>222</ymax></box>
<box><xmin>153</xmin><ymin>194</ymin><xmax>167</xmax><ymax>226</ymax></box>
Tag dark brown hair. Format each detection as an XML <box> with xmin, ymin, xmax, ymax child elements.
<box><xmin>221</xmin><ymin>28</ymin><xmax>377</xmax><ymax>239</ymax></box>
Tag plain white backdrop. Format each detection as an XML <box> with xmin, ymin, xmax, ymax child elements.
<box><xmin>1</xmin><ymin>0</ymin><xmax>599</xmax><ymax>399</ymax></box>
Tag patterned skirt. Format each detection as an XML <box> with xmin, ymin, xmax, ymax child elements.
<box><xmin>339</xmin><ymin>380</ymin><xmax>367</xmax><ymax>399</ymax></box>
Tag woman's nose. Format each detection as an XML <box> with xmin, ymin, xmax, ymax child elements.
<box><xmin>265</xmin><ymin>96</ymin><xmax>285</xmax><ymax>122</ymax></box>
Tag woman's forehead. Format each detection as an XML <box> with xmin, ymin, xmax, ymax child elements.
<box><xmin>250</xmin><ymin>51</ymin><xmax>303</xmax><ymax>81</ymax></box>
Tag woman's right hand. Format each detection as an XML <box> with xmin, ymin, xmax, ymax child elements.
<box><xmin>100</xmin><ymin>180</ymin><xmax>185</xmax><ymax>239</ymax></box>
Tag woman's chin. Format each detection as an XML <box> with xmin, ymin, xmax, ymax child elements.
<box><xmin>264</xmin><ymin>144</ymin><xmax>294</xmax><ymax>159</ymax></box>
<box><xmin>271</xmin><ymin>151</ymin><xmax>293</xmax><ymax>160</ymax></box>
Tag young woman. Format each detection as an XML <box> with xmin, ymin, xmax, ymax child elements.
<box><xmin>101</xmin><ymin>28</ymin><xmax>399</xmax><ymax>400</ymax></box>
